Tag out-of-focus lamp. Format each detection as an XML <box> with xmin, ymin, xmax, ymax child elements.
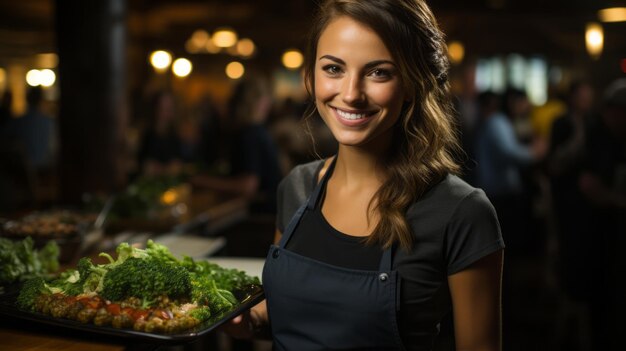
<box><xmin>172</xmin><ymin>58</ymin><xmax>192</xmax><ymax>78</ymax></box>
<box><xmin>236</xmin><ymin>38</ymin><xmax>256</xmax><ymax>58</ymax></box>
<box><xmin>282</xmin><ymin>49</ymin><xmax>304</xmax><ymax>70</ymax></box>
<box><xmin>150</xmin><ymin>50</ymin><xmax>172</xmax><ymax>72</ymax></box>
<box><xmin>39</xmin><ymin>69</ymin><xmax>56</xmax><ymax>87</ymax></box>
<box><xmin>226</xmin><ymin>61</ymin><xmax>245</xmax><ymax>79</ymax></box>
<box><xmin>186</xmin><ymin>30</ymin><xmax>209</xmax><ymax>53</ymax></box>
<box><xmin>448</xmin><ymin>41</ymin><xmax>465</xmax><ymax>65</ymax></box>
<box><xmin>213</xmin><ymin>28</ymin><xmax>238</xmax><ymax>48</ymax></box>
<box><xmin>26</xmin><ymin>69</ymin><xmax>42</xmax><ymax>87</ymax></box>
<box><xmin>598</xmin><ymin>7</ymin><xmax>626</xmax><ymax>22</ymax></box>
<box><xmin>585</xmin><ymin>22</ymin><xmax>604</xmax><ymax>60</ymax></box>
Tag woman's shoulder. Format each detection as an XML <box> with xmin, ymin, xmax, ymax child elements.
<box><xmin>408</xmin><ymin>174</ymin><xmax>493</xmax><ymax>218</ymax></box>
<box><xmin>276</xmin><ymin>159</ymin><xmax>326</xmax><ymax>232</ymax></box>
<box><xmin>278</xmin><ymin>159</ymin><xmax>326</xmax><ymax>202</ymax></box>
<box><xmin>429</xmin><ymin>174</ymin><xmax>485</xmax><ymax>201</ymax></box>
<box><xmin>286</xmin><ymin>159</ymin><xmax>325</xmax><ymax>180</ymax></box>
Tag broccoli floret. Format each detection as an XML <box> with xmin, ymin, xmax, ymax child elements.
<box><xmin>49</xmin><ymin>269</ymin><xmax>82</xmax><ymax>296</ymax></box>
<box><xmin>190</xmin><ymin>275</ymin><xmax>237</xmax><ymax>316</ymax></box>
<box><xmin>101</xmin><ymin>257</ymin><xmax>191</xmax><ymax>305</ymax></box>
<box><xmin>76</xmin><ymin>257</ymin><xmax>108</xmax><ymax>294</ymax></box>
<box><xmin>188</xmin><ymin>305</ymin><xmax>211</xmax><ymax>322</ymax></box>
<box><xmin>16</xmin><ymin>277</ymin><xmax>51</xmax><ymax>311</ymax></box>
<box><xmin>184</xmin><ymin>258</ymin><xmax>260</xmax><ymax>292</ymax></box>
<box><xmin>145</xmin><ymin>240</ymin><xmax>179</xmax><ymax>265</ymax></box>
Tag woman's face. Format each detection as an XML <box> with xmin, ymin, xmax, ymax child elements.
<box><xmin>314</xmin><ymin>16</ymin><xmax>405</xmax><ymax>150</ymax></box>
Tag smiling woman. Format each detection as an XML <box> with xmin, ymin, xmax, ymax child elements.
<box><xmin>223</xmin><ymin>1</ymin><xmax>505</xmax><ymax>350</ymax></box>
<box><xmin>314</xmin><ymin>16</ymin><xmax>406</xmax><ymax>149</ymax></box>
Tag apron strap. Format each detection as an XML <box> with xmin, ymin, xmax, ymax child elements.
<box><xmin>307</xmin><ymin>157</ymin><xmax>337</xmax><ymax>210</ymax></box>
<box><xmin>278</xmin><ymin>203</ymin><xmax>307</xmax><ymax>248</ymax></box>
<box><xmin>378</xmin><ymin>244</ymin><xmax>393</xmax><ymax>272</ymax></box>
<box><xmin>280</xmin><ymin>157</ymin><xmax>337</xmax><ymax>248</ymax></box>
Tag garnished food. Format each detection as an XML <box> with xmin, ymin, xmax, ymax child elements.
<box><xmin>0</xmin><ymin>237</ymin><xmax>60</xmax><ymax>287</ymax></box>
<box><xmin>16</xmin><ymin>240</ymin><xmax>260</xmax><ymax>334</ymax></box>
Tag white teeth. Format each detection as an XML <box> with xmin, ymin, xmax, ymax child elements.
<box><xmin>336</xmin><ymin>108</ymin><xmax>368</xmax><ymax>120</ymax></box>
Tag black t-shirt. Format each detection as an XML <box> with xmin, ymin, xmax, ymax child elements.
<box><xmin>276</xmin><ymin>159</ymin><xmax>504</xmax><ymax>351</ymax></box>
<box><xmin>285</xmin><ymin>200</ymin><xmax>383</xmax><ymax>271</ymax></box>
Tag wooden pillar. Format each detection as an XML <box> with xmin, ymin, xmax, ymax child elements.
<box><xmin>55</xmin><ymin>0</ymin><xmax>128</xmax><ymax>204</ymax></box>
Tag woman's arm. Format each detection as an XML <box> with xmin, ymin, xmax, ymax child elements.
<box><xmin>221</xmin><ymin>229</ymin><xmax>282</xmax><ymax>339</ymax></box>
<box><xmin>448</xmin><ymin>249</ymin><xmax>504</xmax><ymax>351</ymax></box>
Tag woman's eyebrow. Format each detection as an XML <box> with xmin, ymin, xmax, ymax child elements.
<box><xmin>319</xmin><ymin>55</ymin><xmax>395</xmax><ymax>69</ymax></box>
<box><xmin>363</xmin><ymin>60</ymin><xmax>396</xmax><ymax>70</ymax></box>
<box><xmin>319</xmin><ymin>55</ymin><xmax>344</xmax><ymax>64</ymax></box>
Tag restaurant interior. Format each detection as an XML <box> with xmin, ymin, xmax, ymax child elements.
<box><xmin>1</xmin><ymin>0</ymin><xmax>625</xmax><ymax>350</ymax></box>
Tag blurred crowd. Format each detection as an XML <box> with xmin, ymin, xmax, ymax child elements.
<box><xmin>454</xmin><ymin>73</ymin><xmax>626</xmax><ymax>350</ymax></box>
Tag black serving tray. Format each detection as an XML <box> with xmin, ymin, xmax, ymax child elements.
<box><xmin>0</xmin><ymin>284</ymin><xmax>264</xmax><ymax>343</ymax></box>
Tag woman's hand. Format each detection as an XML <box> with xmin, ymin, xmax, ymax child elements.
<box><xmin>220</xmin><ymin>300</ymin><xmax>269</xmax><ymax>340</ymax></box>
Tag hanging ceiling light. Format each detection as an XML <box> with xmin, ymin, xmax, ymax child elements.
<box><xmin>213</xmin><ymin>28</ymin><xmax>238</xmax><ymax>48</ymax></box>
<box><xmin>585</xmin><ymin>22</ymin><xmax>604</xmax><ymax>60</ymax></box>
<box><xmin>150</xmin><ymin>50</ymin><xmax>172</xmax><ymax>72</ymax></box>
<box><xmin>282</xmin><ymin>49</ymin><xmax>304</xmax><ymax>70</ymax></box>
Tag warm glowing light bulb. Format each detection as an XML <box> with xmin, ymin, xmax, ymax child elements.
<box><xmin>150</xmin><ymin>50</ymin><xmax>172</xmax><ymax>71</ymax></box>
<box><xmin>282</xmin><ymin>49</ymin><xmax>304</xmax><ymax>70</ymax></box>
<box><xmin>236</xmin><ymin>38</ymin><xmax>256</xmax><ymax>57</ymax></box>
<box><xmin>26</xmin><ymin>69</ymin><xmax>42</xmax><ymax>86</ymax></box>
<box><xmin>213</xmin><ymin>28</ymin><xmax>238</xmax><ymax>48</ymax></box>
<box><xmin>39</xmin><ymin>69</ymin><xmax>56</xmax><ymax>87</ymax></box>
<box><xmin>186</xmin><ymin>30</ymin><xmax>209</xmax><ymax>53</ymax></box>
<box><xmin>172</xmin><ymin>58</ymin><xmax>192</xmax><ymax>77</ymax></box>
<box><xmin>225</xmin><ymin>61</ymin><xmax>245</xmax><ymax>79</ymax></box>
<box><xmin>585</xmin><ymin>22</ymin><xmax>603</xmax><ymax>60</ymax></box>
<box><xmin>448</xmin><ymin>41</ymin><xmax>465</xmax><ymax>64</ymax></box>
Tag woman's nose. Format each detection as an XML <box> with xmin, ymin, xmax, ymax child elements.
<box><xmin>342</xmin><ymin>75</ymin><xmax>365</xmax><ymax>105</ymax></box>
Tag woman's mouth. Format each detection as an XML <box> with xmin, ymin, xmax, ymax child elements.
<box><xmin>332</xmin><ymin>107</ymin><xmax>377</xmax><ymax>126</ymax></box>
<box><xmin>335</xmin><ymin>108</ymin><xmax>371</xmax><ymax>120</ymax></box>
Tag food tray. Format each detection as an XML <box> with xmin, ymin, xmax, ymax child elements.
<box><xmin>0</xmin><ymin>284</ymin><xmax>264</xmax><ymax>343</ymax></box>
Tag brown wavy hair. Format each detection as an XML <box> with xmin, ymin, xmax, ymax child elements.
<box><xmin>303</xmin><ymin>0</ymin><xmax>461</xmax><ymax>250</ymax></box>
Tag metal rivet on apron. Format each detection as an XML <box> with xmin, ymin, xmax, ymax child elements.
<box><xmin>272</xmin><ymin>249</ymin><xmax>280</xmax><ymax>259</ymax></box>
<box><xmin>378</xmin><ymin>273</ymin><xmax>388</xmax><ymax>282</ymax></box>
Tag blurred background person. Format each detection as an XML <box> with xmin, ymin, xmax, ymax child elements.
<box><xmin>545</xmin><ymin>80</ymin><xmax>595</xmax><ymax>307</ymax></box>
<box><xmin>1</xmin><ymin>86</ymin><xmax>56</xmax><ymax>172</ymax></box>
<box><xmin>473</xmin><ymin>91</ymin><xmax>546</xmax><ymax>249</ymax></box>
<box><xmin>192</xmin><ymin>75</ymin><xmax>283</xmax><ymax>215</ymax></box>
<box><xmin>577</xmin><ymin>78</ymin><xmax>626</xmax><ymax>351</ymax></box>
<box><xmin>452</xmin><ymin>60</ymin><xmax>480</xmax><ymax>184</ymax></box>
<box><xmin>192</xmin><ymin>93</ymin><xmax>223</xmax><ymax>170</ymax></box>
<box><xmin>136</xmin><ymin>89</ymin><xmax>184</xmax><ymax>177</ymax></box>
<box><xmin>530</xmin><ymin>82</ymin><xmax>567</xmax><ymax>144</ymax></box>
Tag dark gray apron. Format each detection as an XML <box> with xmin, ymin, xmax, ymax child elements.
<box><xmin>263</xmin><ymin>158</ymin><xmax>405</xmax><ymax>350</ymax></box>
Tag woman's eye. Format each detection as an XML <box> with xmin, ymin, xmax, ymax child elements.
<box><xmin>370</xmin><ymin>68</ymin><xmax>392</xmax><ymax>79</ymax></box>
<box><xmin>322</xmin><ymin>65</ymin><xmax>342</xmax><ymax>75</ymax></box>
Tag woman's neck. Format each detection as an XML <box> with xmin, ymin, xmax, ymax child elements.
<box><xmin>333</xmin><ymin>145</ymin><xmax>388</xmax><ymax>190</ymax></box>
